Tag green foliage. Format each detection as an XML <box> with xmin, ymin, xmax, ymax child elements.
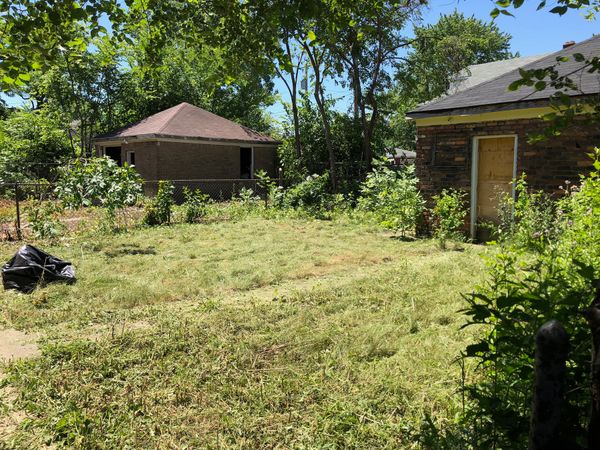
<box><xmin>431</xmin><ymin>189</ymin><xmax>467</xmax><ymax>249</ymax></box>
<box><xmin>55</xmin><ymin>157</ymin><xmax>142</xmax><ymax>215</ymax></box>
<box><xmin>281</xmin><ymin>173</ymin><xmax>332</xmax><ymax>215</ymax></box>
<box><xmin>496</xmin><ymin>175</ymin><xmax>560</xmax><ymax>251</ymax></box>
<box><xmin>395</xmin><ymin>12</ymin><xmax>514</xmax><ymax>105</ymax></box>
<box><xmin>278</xmin><ymin>95</ymin><xmax>372</xmax><ymax>192</ymax></box>
<box><xmin>388</xmin><ymin>12</ymin><xmax>514</xmax><ymax>151</ymax></box>
<box><xmin>143</xmin><ymin>181</ymin><xmax>174</xmax><ymax>226</ymax></box>
<box><xmin>182</xmin><ymin>188</ymin><xmax>210</xmax><ymax>224</ymax></box>
<box><xmin>459</xmin><ymin>151</ymin><xmax>600</xmax><ymax>447</ymax></box>
<box><xmin>357</xmin><ymin>162</ymin><xmax>424</xmax><ymax>236</ymax></box>
<box><xmin>0</xmin><ymin>108</ymin><xmax>71</xmax><ymax>183</ymax></box>
<box><xmin>25</xmin><ymin>201</ymin><xmax>66</xmax><ymax>240</ymax></box>
<box><xmin>492</xmin><ymin>0</ymin><xmax>599</xmax><ymax>19</ymax></box>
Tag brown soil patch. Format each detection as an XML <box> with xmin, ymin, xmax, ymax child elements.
<box><xmin>0</xmin><ymin>328</ymin><xmax>40</xmax><ymax>442</ymax></box>
<box><xmin>0</xmin><ymin>328</ymin><xmax>40</xmax><ymax>362</ymax></box>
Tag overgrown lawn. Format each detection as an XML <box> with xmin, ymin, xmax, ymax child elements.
<box><xmin>0</xmin><ymin>217</ymin><xmax>487</xmax><ymax>448</ymax></box>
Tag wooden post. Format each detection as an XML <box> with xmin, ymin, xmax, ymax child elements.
<box><xmin>529</xmin><ymin>320</ymin><xmax>569</xmax><ymax>450</ymax></box>
<box><xmin>14</xmin><ymin>183</ymin><xmax>21</xmax><ymax>240</ymax></box>
<box><xmin>583</xmin><ymin>285</ymin><xmax>600</xmax><ymax>448</ymax></box>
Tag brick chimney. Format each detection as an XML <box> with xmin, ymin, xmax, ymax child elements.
<box><xmin>563</xmin><ymin>41</ymin><xmax>576</xmax><ymax>49</ymax></box>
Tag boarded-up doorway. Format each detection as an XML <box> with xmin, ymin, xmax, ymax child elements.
<box><xmin>471</xmin><ymin>136</ymin><xmax>517</xmax><ymax>239</ymax></box>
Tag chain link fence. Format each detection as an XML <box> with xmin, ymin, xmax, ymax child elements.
<box><xmin>143</xmin><ymin>179</ymin><xmax>271</xmax><ymax>203</ymax></box>
<box><xmin>0</xmin><ymin>178</ymin><xmax>277</xmax><ymax>240</ymax></box>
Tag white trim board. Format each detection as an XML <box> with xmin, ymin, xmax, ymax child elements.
<box><xmin>470</xmin><ymin>135</ymin><xmax>518</xmax><ymax>239</ymax></box>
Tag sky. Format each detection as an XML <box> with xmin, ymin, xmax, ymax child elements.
<box><xmin>269</xmin><ymin>0</ymin><xmax>600</xmax><ymax>121</ymax></box>
<box><xmin>4</xmin><ymin>1</ymin><xmax>599</xmax><ymax>117</ymax></box>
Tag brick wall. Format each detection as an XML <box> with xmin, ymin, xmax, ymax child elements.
<box><xmin>415</xmin><ymin>117</ymin><xmax>599</xmax><ymax>201</ymax></box>
<box><xmin>118</xmin><ymin>141</ymin><xmax>277</xmax><ymax>180</ymax></box>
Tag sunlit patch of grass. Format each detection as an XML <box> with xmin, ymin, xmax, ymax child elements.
<box><xmin>0</xmin><ymin>216</ymin><xmax>487</xmax><ymax>448</ymax></box>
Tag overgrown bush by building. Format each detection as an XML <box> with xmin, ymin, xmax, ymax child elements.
<box><xmin>278</xmin><ymin>173</ymin><xmax>333</xmax><ymax>216</ymax></box>
<box><xmin>182</xmin><ymin>188</ymin><xmax>210</xmax><ymax>223</ymax></box>
<box><xmin>55</xmin><ymin>157</ymin><xmax>143</xmax><ymax>228</ymax></box>
<box><xmin>357</xmin><ymin>162</ymin><xmax>424</xmax><ymax>237</ymax></box>
<box><xmin>453</xmin><ymin>151</ymin><xmax>600</xmax><ymax>448</ymax></box>
<box><xmin>431</xmin><ymin>189</ymin><xmax>467</xmax><ymax>249</ymax></box>
<box><xmin>144</xmin><ymin>181</ymin><xmax>175</xmax><ymax>226</ymax></box>
<box><xmin>496</xmin><ymin>174</ymin><xmax>561</xmax><ymax>252</ymax></box>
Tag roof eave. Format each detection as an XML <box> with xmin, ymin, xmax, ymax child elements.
<box><xmin>93</xmin><ymin>133</ymin><xmax>281</xmax><ymax>146</ymax></box>
<box><xmin>406</xmin><ymin>98</ymin><xmax>554</xmax><ymax>119</ymax></box>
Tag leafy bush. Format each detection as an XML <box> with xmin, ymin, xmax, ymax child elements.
<box><xmin>281</xmin><ymin>173</ymin><xmax>332</xmax><ymax>214</ymax></box>
<box><xmin>357</xmin><ymin>163</ymin><xmax>424</xmax><ymax>236</ymax></box>
<box><xmin>458</xmin><ymin>151</ymin><xmax>600</xmax><ymax>448</ymax></box>
<box><xmin>144</xmin><ymin>181</ymin><xmax>174</xmax><ymax>226</ymax></box>
<box><xmin>25</xmin><ymin>201</ymin><xmax>66</xmax><ymax>240</ymax></box>
<box><xmin>182</xmin><ymin>188</ymin><xmax>210</xmax><ymax>224</ymax></box>
<box><xmin>496</xmin><ymin>174</ymin><xmax>560</xmax><ymax>252</ymax></box>
<box><xmin>431</xmin><ymin>188</ymin><xmax>467</xmax><ymax>249</ymax></box>
<box><xmin>55</xmin><ymin>157</ymin><xmax>142</xmax><ymax>216</ymax></box>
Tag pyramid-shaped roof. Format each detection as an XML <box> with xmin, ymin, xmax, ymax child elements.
<box><xmin>96</xmin><ymin>103</ymin><xmax>279</xmax><ymax>144</ymax></box>
<box><xmin>408</xmin><ymin>34</ymin><xmax>600</xmax><ymax>118</ymax></box>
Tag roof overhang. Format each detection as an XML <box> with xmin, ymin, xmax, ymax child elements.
<box><xmin>94</xmin><ymin>133</ymin><xmax>282</xmax><ymax>147</ymax></box>
<box><xmin>406</xmin><ymin>99</ymin><xmax>551</xmax><ymax>120</ymax></box>
<box><xmin>411</xmin><ymin>105</ymin><xmax>555</xmax><ymax>127</ymax></box>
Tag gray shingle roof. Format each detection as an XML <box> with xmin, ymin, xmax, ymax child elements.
<box><xmin>448</xmin><ymin>54</ymin><xmax>550</xmax><ymax>94</ymax></box>
<box><xmin>95</xmin><ymin>103</ymin><xmax>279</xmax><ymax>144</ymax></box>
<box><xmin>407</xmin><ymin>34</ymin><xmax>600</xmax><ymax>117</ymax></box>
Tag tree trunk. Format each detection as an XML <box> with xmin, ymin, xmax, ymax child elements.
<box><xmin>302</xmin><ymin>42</ymin><xmax>337</xmax><ymax>191</ymax></box>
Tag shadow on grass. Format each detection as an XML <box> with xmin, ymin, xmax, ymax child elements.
<box><xmin>104</xmin><ymin>245</ymin><xmax>157</xmax><ymax>258</ymax></box>
<box><xmin>389</xmin><ymin>235</ymin><xmax>418</xmax><ymax>242</ymax></box>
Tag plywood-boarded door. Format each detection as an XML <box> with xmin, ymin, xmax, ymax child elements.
<box><xmin>474</xmin><ymin>136</ymin><xmax>516</xmax><ymax>230</ymax></box>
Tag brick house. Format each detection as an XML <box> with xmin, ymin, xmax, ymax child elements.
<box><xmin>406</xmin><ymin>35</ymin><xmax>600</xmax><ymax>238</ymax></box>
<box><xmin>94</xmin><ymin>102</ymin><xmax>280</xmax><ymax>195</ymax></box>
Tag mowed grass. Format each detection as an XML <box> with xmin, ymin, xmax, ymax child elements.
<box><xmin>0</xmin><ymin>217</ymin><xmax>487</xmax><ymax>448</ymax></box>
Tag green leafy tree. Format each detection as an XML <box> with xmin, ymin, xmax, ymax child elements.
<box><xmin>387</xmin><ymin>12</ymin><xmax>514</xmax><ymax>151</ymax></box>
<box><xmin>0</xmin><ymin>107</ymin><xmax>71</xmax><ymax>183</ymax></box>
<box><xmin>396</xmin><ymin>11</ymin><xmax>514</xmax><ymax>104</ymax></box>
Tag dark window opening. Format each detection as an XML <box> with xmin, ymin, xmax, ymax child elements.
<box><xmin>105</xmin><ymin>146</ymin><xmax>122</xmax><ymax>166</ymax></box>
<box><xmin>127</xmin><ymin>151</ymin><xmax>135</xmax><ymax>166</ymax></box>
<box><xmin>240</xmin><ymin>147</ymin><xmax>252</xmax><ymax>179</ymax></box>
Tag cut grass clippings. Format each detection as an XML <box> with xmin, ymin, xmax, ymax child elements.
<box><xmin>0</xmin><ymin>217</ymin><xmax>487</xmax><ymax>448</ymax></box>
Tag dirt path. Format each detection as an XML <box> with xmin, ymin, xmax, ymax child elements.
<box><xmin>0</xmin><ymin>328</ymin><xmax>41</xmax><ymax>442</ymax></box>
<box><xmin>0</xmin><ymin>328</ymin><xmax>40</xmax><ymax>362</ymax></box>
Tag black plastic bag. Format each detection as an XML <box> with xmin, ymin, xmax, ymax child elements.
<box><xmin>2</xmin><ymin>245</ymin><xmax>76</xmax><ymax>293</ymax></box>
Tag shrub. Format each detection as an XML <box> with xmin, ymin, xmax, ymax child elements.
<box><xmin>281</xmin><ymin>173</ymin><xmax>332</xmax><ymax>215</ymax></box>
<box><xmin>182</xmin><ymin>188</ymin><xmax>210</xmax><ymax>223</ymax></box>
<box><xmin>357</xmin><ymin>162</ymin><xmax>424</xmax><ymax>236</ymax></box>
<box><xmin>144</xmin><ymin>181</ymin><xmax>174</xmax><ymax>226</ymax></box>
<box><xmin>496</xmin><ymin>174</ymin><xmax>560</xmax><ymax>252</ymax></box>
<box><xmin>55</xmin><ymin>157</ymin><xmax>143</xmax><ymax>228</ymax></box>
<box><xmin>458</xmin><ymin>151</ymin><xmax>600</xmax><ymax>448</ymax></box>
<box><xmin>25</xmin><ymin>201</ymin><xmax>66</xmax><ymax>240</ymax></box>
<box><xmin>431</xmin><ymin>189</ymin><xmax>467</xmax><ymax>249</ymax></box>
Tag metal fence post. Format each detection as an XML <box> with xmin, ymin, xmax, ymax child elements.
<box><xmin>529</xmin><ymin>320</ymin><xmax>569</xmax><ymax>450</ymax></box>
<box><xmin>14</xmin><ymin>182</ymin><xmax>22</xmax><ymax>240</ymax></box>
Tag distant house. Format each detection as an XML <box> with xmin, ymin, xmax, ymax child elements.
<box><xmin>94</xmin><ymin>103</ymin><xmax>280</xmax><ymax>190</ymax></box>
<box><xmin>406</xmin><ymin>35</ymin><xmax>600</xmax><ymax>238</ymax></box>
